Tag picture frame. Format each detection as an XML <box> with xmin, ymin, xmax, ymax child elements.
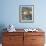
<box><xmin>19</xmin><ymin>5</ymin><xmax>34</xmax><ymax>23</ymax></box>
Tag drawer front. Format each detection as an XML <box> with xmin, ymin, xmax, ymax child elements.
<box><xmin>3</xmin><ymin>43</ymin><xmax>23</xmax><ymax>46</ymax></box>
<box><xmin>32</xmin><ymin>36</ymin><xmax>45</xmax><ymax>44</ymax></box>
<box><xmin>24</xmin><ymin>32</ymin><xmax>44</xmax><ymax>36</ymax></box>
<box><xmin>3</xmin><ymin>32</ymin><xmax>23</xmax><ymax>36</ymax></box>
<box><xmin>24</xmin><ymin>36</ymin><xmax>32</xmax><ymax>46</ymax></box>
<box><xmin>31</xmin><ymin>44</ymin><xmax>44</xmax><ymax>46</ymax></box>
<box><xmin>3</xmin><ymin>36</ymin><xmax>23</xmax><ymax>44</ymax></box>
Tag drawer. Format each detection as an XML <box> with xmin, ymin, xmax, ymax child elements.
<box><xmin>3</xmin><ymin>44</ymin><xmax>15</xmax><ymax>46</ymax></box>
<box><xmin>24</xmin><ymin>36</ymin><xmax>32</xmax><ymax>45</ymax></box>
<box><xmin>24</xmin><ymin>32</ymin><xmax>44</xmax><ymax>36</ymax></box>
<box><xmin>3</xmin><ymin>43</ymin><xmax>23</xmax><ymax>46</ymax></box>
<box><xmin>31</xmin><ymin>44</ymin><xmax>44</xmax><ymax>46</ymax></box>
<box><xmin>3</xmin><ymin>32</ymin><xmax>23</xmax><ymax>36</ymax></box>
<box><xmin>24</xmin><ymin>35</ymin><xmax>44</xmax><ymax>45</ymax></box>
<box><xmin>24</xmin><ymin>36</ymin><xmax>32</xmax><ymax>40</ymax></box>
<box><xmin>3</xmin><ymin>35</ymin><xmax>23</xmax><ymax>44</ymax></box>
<box><xmin>32</xmin><ymin>36</ymin><xmax>45</xmax><ymax>44</ymax></box>
<box><xmin>3</xmin><ymin>35</ymin><xmax>23</xmax><ymax>40</ymax></box>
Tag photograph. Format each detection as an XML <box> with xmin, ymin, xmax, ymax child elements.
<box><xmin>19</xmin><ymin>5</ymin><xmax>34</xmax><ymax>23</ymax></box>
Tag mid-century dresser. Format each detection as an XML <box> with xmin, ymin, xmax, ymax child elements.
<box><xmin>2</xmin><ymin>29</ymin><xmax>45</xmax><ymax>46</ymax></box>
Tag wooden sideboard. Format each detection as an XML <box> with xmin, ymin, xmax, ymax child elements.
<box><xmin>2</xmin><ymin>29</ymin><xmax>45</xmax><ymax>46</ymax></box>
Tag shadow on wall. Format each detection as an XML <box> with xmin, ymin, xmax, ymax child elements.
<box><xmin>0</xmin><ymin>24</ymin><xmax>7</xmax><ymax>43</ymax></box>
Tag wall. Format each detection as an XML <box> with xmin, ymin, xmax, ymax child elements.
<box><xmin>0</xmin><ymin>0</ymin><xmax>46</xmax><ymax>29</ymax></box>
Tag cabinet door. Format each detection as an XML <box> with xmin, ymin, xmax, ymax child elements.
<box><xmin>24</xmin><ymin>33</ymin><xmax>32</xmax><ymax>46</ymax></box>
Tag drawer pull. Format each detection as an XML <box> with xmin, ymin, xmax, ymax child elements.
<box><xmin>32</xmin><ymin>39</ymin><xmax>36</xmax><ymax>40</ymax></box>
<box><xmin>9</xmin><ymin>38</ymin><xmax>12</xmax><ymax>40</ymax></box>
<box><xmin>9</xmin><ymin>38</ymin><xmax>14</xmax><ymax>40</ymax></box>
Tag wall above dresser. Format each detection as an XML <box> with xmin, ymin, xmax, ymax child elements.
<box><xmin>0</xmin><ymin>0</ymin><xmax>46</xmax><ymax>30</ymax></box>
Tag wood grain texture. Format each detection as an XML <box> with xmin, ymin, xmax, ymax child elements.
<box><xmin>2</xmin><ymin>32</ymin><xmax>23</xmax><ymax>46</ymax></box>
<box><xmin>2</xmin><ymin>30</ymin><xmax>45</xmax><ymax>46</ymax></box>
<box><xmin>24</xmin><ymin>32</ymin><xmax>45</xmax><ymax>46</ymax></box>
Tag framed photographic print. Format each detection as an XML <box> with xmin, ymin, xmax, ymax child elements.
<box><xmin>19</xmin><ymin>5</ymin><xmax>34</xmax><ymax>23</ymax></box>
